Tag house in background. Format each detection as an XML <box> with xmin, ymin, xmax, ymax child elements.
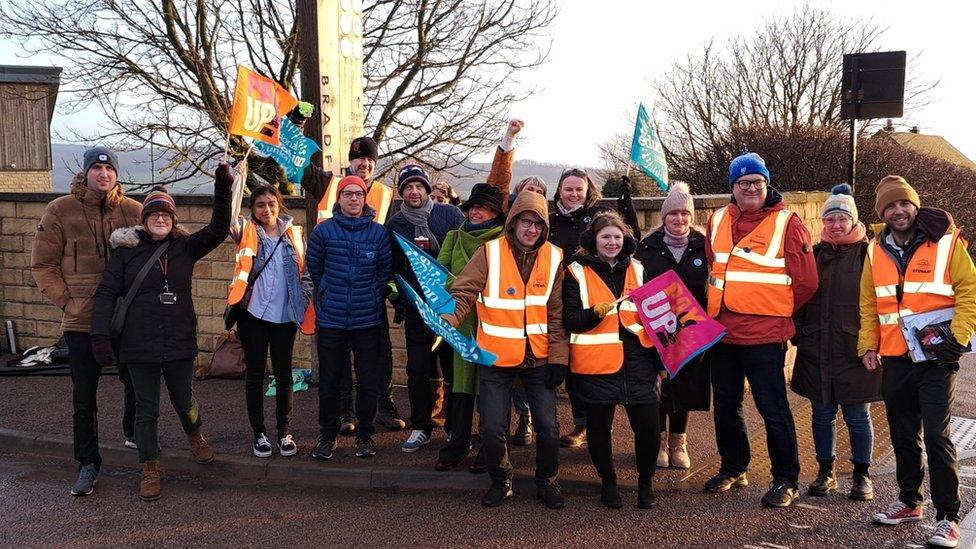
<box><xmin>0</xmin><ymin>65</ymin><xmax>61</xmax><ymax>193</ymax></box>
<box><xmin>873</xmin><ymin>121</ymin><xmax>976</xmax><ymax>172</ymax></box>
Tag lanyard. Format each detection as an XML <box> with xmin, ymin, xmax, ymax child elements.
<box><xmin>156</xmin><ymin>255</ymin><xmax>170</xmax><ymax>292</ymax></box>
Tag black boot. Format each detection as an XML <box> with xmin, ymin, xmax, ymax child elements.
<box><xmin>601</xmin><ymin>477</ymin><xmax>622</xmax><ymax>509</ymax></box>
<box><xmin>637</xmin><ymin>476</ymin><xmax>656</xmax><ymax>509</ymax></box>
<box><xmin>808</xmin><ymin>459</ymin><xmax>837</xmax><ymax>497</ymax></box>
<box><xmin>850</xmin><ymin>463</ymin><xmax>874</xmax><ymax>501</ymax></box>
<box><xmin>482</xmin><ymin>479</ymin><xmax>513</xmax><ymax>507</ymax></box>
<box><xmin>512</xmin><ymin>415</ymin><xmax>533</xmax><ymax>447</ymax></box>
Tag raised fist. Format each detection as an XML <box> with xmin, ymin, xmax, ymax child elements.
<box><xmin>506</xmin><ymin>119</ymin><xmax>524</xmax><ymax>138</ymax></box>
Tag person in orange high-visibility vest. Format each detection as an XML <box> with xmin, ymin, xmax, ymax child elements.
<box><xmin>704</xmin><ymin>152</ymin><xmax>818</xmax><ymax>509</ymax></box>
<box><xmin>859</xmin><ymin>176</ymin><xmax>976</xmax><ymax>546</ymax></box>
<box><xmin>563</xmin><ymin>211</ymin><xmax>661</xmax><ymax>510</ymax></box>
<box><xmin>299</xmin><ymin>135</ymin><xmax>406</xmax><ymax>434</ymax></box>
<box><xmin>440</xmin><ymin>191</ymin><xmax>569</xmax><ymax>509</ymax></box>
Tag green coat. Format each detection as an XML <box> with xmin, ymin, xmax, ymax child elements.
<box><xmin>438</xmin><ymin>224</ymin><xmax>504</xmax><ymax>394</ymax></box>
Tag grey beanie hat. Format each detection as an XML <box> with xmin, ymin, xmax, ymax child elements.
<box><xmin>83</xmin><ymin>146</ymin><xmax>120</xmax><ymax>175</ymax></box>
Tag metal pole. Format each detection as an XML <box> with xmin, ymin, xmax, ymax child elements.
<box><xmin>849</xmin><ymin>118</ymin><xmax>857</xmax><ymax>193</ymax></box>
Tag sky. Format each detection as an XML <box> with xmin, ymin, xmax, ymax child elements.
<box><xmin>2</xmin><ymin>0</ymin><xmax>974</xmax><ymax>169</ymax></box>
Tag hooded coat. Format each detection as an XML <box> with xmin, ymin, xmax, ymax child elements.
<box><xmin>31</xmin><ymin>174</ymin><xmax>143</xmax><ymax>333</ymax></box>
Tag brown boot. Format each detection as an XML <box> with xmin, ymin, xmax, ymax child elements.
<box><xmin>187</xmin><ymin>430</ymin><xmax>215</xmax><ymax>463</ymax></box>
<box><xmin>669</xmin><ymin>433</ymin><xmax>691</xmax><ymax>469</ymax></box>
<box><xmin>140</xmin><ymin>460</ymin><xmax>161</xmax><ymax>501</ymax></box>
<box><xmin>559</xmin><ymin>425</ymin><xmax>587</xmax><ymax>448</ymax></box>
<box><xmin>430</xmin><ymin>379</ymin><xmax>446</xmax><ymax>428</ymax></box>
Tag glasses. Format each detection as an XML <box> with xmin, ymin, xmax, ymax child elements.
<box><xmin>340</xmin><ymin>191</ymin><xmax>365</xmax><ymax>199</ymax></box>
<box><xmin>147</xmin><ymin>212</ymin><xmax>172</xmax><ymax>221</ymax></box>
<box><xmin>733</xmin><ymin>178</ymin><xmax>766</xmax><ymax>190</ymax></box>
<box><xmin>517</xmin><ymin>217</ymin><xmax>545</xmax><ymax>231</ymax></box>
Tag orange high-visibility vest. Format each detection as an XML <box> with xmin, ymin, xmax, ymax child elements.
<box><xmin>475</xmin><ymin>236</ymin><xmax>562</xmax><ymax>367</ymax></box>
<box><xmin>316</xmin><ymin>178</ymin><xmax>394</xmax><ymax>225</ymax></box>
<box><xmin>707</xmin><ymin>206</ymin><xmax>795</xmax><ymax>318</ymax></box>
<box><xmin>868</xmin><ymin>228</ymin><xmax>961</xmax><ymax>357</ymax></box>
<box><xmin>228</xmin><ymin>220</ymin><xmax>317</xmax><ymax>335</ymax></box>
<box><xmin>567</xmin><ymin>260</ymin><xmax>653</xmax><ymax>375</ymax></box>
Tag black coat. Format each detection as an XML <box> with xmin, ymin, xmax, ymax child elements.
<box><xmin>634</xmin><ymin>228</ymin><xmax>711</xmax><ymax>411</ymax></box>
<box><xmin>562</xmin><ymin>254</ymin><xmax>661</xmax><ymax>406</ymax></box>
<box><xmin>791</xmin><ymin>240</ymin><xmax>882</xmax><ymax>405</ymax></box>
<box><xmin>91</xmin><ymin>182</ymin><xmax>231</xmax><ymax>364</ymax></box>
<box><xmin>548</xmin><ymin>199</ymin><xmax>640</xmax><ymax>265</ymax></box>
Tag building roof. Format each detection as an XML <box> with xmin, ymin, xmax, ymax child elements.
<box><xmin>0</xmin><ymin>65</ymin><xmax>62</xmax><ymax>86</ymax></box>
<box><xmin>873</xmin><ymin>130</ymin><xmax>976</xmax><ymax>171</ymax></box>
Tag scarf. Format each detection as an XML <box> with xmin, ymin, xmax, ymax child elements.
<box><xmin>820</xmin><ymin>221</ymin><xmax>867</xmax><ymax>248</ymax></box>
<box><xmin>555</xmin><ymin>199</ymin><xmax>584</xmax><ymax>217</ymax></box>
<box><xmin>399</xmin><ymin>196</ymin><xmax>440</xmax><ymax>255</ymax></box>
<box><xmin>463</xmin><ymin>217</ymin><xmax>501</xmax><ymax>232</ymax></box>
<box><xmin>663</xmin><ymin>226</ymin><xmax>690</xmax><ymax>262</ymax></box>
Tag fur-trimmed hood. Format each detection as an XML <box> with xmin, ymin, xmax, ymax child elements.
<box><xmin>110</xmin><ymin>224</ymin><xmax>191</xmax><ymax>249</ymax></box>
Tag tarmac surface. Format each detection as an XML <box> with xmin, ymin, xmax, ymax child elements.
<box><xmin>2</xmin><ymin>355</ymin><xmax>976</xmax><ymax>547</ymax></box>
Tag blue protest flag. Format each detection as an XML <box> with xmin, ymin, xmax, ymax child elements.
<box><xmin>629</xmin><ymin>103</ymin><xmax>669</xmax><ymax>192</ymax></box>
<box><xmin>396</xmin><ymin>275</ymin><xmax>496</xmax><ymax>366</ymax></box>
<box><xmin>393</xmin><ymin>232</ymin><xmax>455</xmax><ymax>315</ymax></box>
<box><xmin>253</xmin><ymin>117</ymin><xmax>320</xmax><ymax>184</ymax></box>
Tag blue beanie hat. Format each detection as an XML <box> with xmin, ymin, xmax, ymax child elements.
<box><xmin>728</xmin><ymin>152</ymin><xmax>770</xmax><ymax>187</ymax></box>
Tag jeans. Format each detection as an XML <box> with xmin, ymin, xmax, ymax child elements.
<box><xmin>810</xmin><ymin>401</ymin><xmax>873</xmax><ymax>464</ymax></box>
<box><xmin>404</xmin><ymin>307</ymin><xmax>437</xmax><ymax>432</ymax></box>
<box><xmin>64</xmin><ymin>331</ymin><xmax>137</xmax><ymax>470</ymax></box>
<box><xmin>479</xmin><ymin>365</ymin><xmax>559</xmax><ymax>486</ymax></box>
<box><xmin>711</xmin><ymin>342</ymin><xmax>799</xmax><ymax>484</ymax></box>
<box><xmin>128</xmin><ymin>359</ymin><xmax>201</xmax><ymax>463</ymax></box>
<box><xmin>587</xmin><ymin>403</ymin><xmax>659</xmax><ymax>480</ymax></box>
<box><xmin>318</xmin><ymin>326</ymin><xmax>382</xmax><ymax>439</ymax></box>
<box><xmin>512</xmin><ymin>387</ymin><xmax>531</xmax><ymax>417</ymax></box>
<box><xmin>660</xmin><ymin>409</ymin><xmax>688</xmax><ymax>434</ymax></box>
<box><xmin>238</xmin><ymin>311</ymin><xmax>298</xmax><ymax>440</ymax></box>
<box><xmin>882</xmin><ymin>355</ymin><xmax>960</xmax><ymax>522</ymax></box>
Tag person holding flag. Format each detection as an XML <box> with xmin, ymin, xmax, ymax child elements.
<box><xmin>563</xmin><ymin>211</ymin><xmax>662</xmax><ymax>509</ymax></box>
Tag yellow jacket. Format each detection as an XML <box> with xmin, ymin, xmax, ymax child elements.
<box><xmin>858</xmin><ymin>222</ymin><xmax>976</xmax><ymax>356</ymax></box>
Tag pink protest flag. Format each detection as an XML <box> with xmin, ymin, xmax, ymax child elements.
<box><xmin>629</xmin><ymin>269</ymin><xmax>725</xmax><ymax>378</ymax></box>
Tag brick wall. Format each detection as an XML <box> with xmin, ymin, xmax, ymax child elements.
<box><xmin>0</xmin><ymin>190</ymin><xmax>827</xmax><ymax>381</ymax></box>
<box><xmin>0</xmin><ymin>171</ymin><xmax>52</xmax><ymax>193</ymax></box>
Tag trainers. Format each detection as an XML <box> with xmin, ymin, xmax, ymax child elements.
<box><xmin>512</xmin><ymin>415</ymin><xmax>533</xmax><ymax>446</ymax></box>
<box><xmin>559</xmin><ymin>425</ymin><xmax>586</xmax><ymax>448</ymax></box>
<box><xmin>401</xmin><ymin>430</ymin><xmax>431</xmax><ymax>453</ymax></box>
<box><xmin>704</xmin><ymin>471</ymin><xmax>749</xmax><ymax>493</ymax></box>
<box><xmin>124</xmin><ymin>438</ymin><xmax>138</xmax><ymax>450</ymax></box>
<box><xmin>537</xmin><ymin>482</ymin><xmax>566</xmax><ymax>509</ymax></box>
<box><xmin>70</xmin><ymin>464</ymin><xmax>99</xmax><ymax>497</ymax></box>
<box><xmin>355</xmin><ymin>436</ymin><xmax>377</xmax><ymax>458</ymax></box>
<box><xmin>482</xmin><ymin>480</ymin><xmax>513</xmax><ymax>507</ymax></box>
<box><xmin>253</xmin><ymin>434</ymin><xmax>273</xmax><ymax>458</ymax></box>
<box><xmin>761</xmin><ymin>479</ymin><xmax>799</xmax><ymax>508</ymax></box>
<box><xmin>279</xmin><ymin>434</ymin><xmax>298</xmax><ymax>457</ymax></box>
<box><xmin>928</xmin><ymin>519</ymin><xmax>961</xmax><ymax>548</ymax></box>
<box><xmin>311</xmin><ymin>436</ymin><xmax>338</xmax><ymax>460</ymax></box>
<box><xmin>873</xmin><ymin>500</ymin><xmax>924</xmax><ymax>525</ymax></box>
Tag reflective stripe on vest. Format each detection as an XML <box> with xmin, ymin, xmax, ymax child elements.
<box><xmin>868</xmin><ymin>229</ymin><xmax>959</xmax><ymax>356</ymax></box>
<box><xmin>475</xmin><ymin>236</ymin><xmax>562</xmax><ymax>367</ymax></box>
<box><xmin>316</xmin><ymin>180</ymin><xmax>394</xmax><ymax>225</ymax></box>
<box><xmin>706</xmin><ymin>206</ymin><xmax>795</xmax><ymax>318</ymax></box>
<box><xmin>567</xmin><ymin>259</ymin><xmax>652</xmax><ymax>375</ymax></box>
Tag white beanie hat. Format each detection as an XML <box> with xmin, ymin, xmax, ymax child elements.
<box><xmin>821</xmin><ymin>183</ymin><xmax>858</xmax><ymax>224</ymax></box>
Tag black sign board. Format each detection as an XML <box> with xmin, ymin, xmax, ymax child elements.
<box><xmin>840</xmin><ymin>51</ymin><xmax>906</xmax><ymax>120</ymax></box>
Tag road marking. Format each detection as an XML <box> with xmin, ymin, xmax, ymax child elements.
<box><xmin>789</xmin><ymin>524</ymin><xmax>812</xmax><ymax>530</ymax></box>
<box><xmin>759</xmin><ymin>543</ymin><xmax>791</xmax><ymax>549</ymax></box>
<box><xmin>795</xmin><ymin>502</ymin><xmax>828</xmax><ymax>512</ymax></box>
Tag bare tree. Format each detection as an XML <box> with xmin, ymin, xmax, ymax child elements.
<box><xmin>0</xmin><ymin>0</ymin><xmax>555</xmax><ymax>188</ymax></box>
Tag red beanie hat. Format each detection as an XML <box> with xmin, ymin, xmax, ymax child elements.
<box><xmin>142</xmin><ymin>185</ymin><xmax>178</xmax><ymax>222</ymax></box>
<box><xmin>337</xmin><ymin>175</ymin><xmax>368</xmax><ymax>195</ymax></box>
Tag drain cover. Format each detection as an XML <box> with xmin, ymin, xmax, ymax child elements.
<box><xmin>950</xmin><ymin>416</ymin><xmax>976</xmax><ymax>451</ymax></box>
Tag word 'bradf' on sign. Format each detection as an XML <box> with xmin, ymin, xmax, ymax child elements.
<box><xmin>228</xmin><ymin>65</ymin><xmax>299</xmax><ymax>147</ymax></box>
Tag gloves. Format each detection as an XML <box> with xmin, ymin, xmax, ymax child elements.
<box><xmin>544</xmin><ymin>363</ymin><xmax>568</xmax><ymax>390</ymax></box>
<box><xmin>592</xmin><ymin>302</ymin><xmax>614</xmax><ymax>318</ymax></box>
<box><xmin>215</xmin><ymin>162</ymin><xmax>234</xmax><ymax>189</ymax></box>
<box><xmin>393</xmin><ymin>302</ymin><xmax>405</xmax><ymax>325</ymax></box>
<box><xmin>618</xmin><ymin>175</ymin><xmax>633</xmax><ymax>203</ymax></box>
<box><xmin>91</xmin><ymin>335</ymin><xmax>117</xmax><ymax>367</ymax></box>
<box><xmin>926</xmin><ymin>334</ymin><xmax>968</xmax><ymax>364</ymax></box>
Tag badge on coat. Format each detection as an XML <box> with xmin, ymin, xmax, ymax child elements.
<box><xmin>693</xmin><ymin>258</ymin><xmax>703</xmax><ymax>267</ymax></box>
<box><xmin>506</xmin><ymin>287</ymin><xmax>516</xmax><ymax>296</ymax></box>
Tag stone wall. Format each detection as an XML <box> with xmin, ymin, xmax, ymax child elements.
<box><xmin>0</xmin><ymin>171</ymin><xmax>52</xmax><ymax>193</ymax></box>
<box><xmin>0</xmin><ymin>190</ymin><xmax>827</xmax><ymax>381</ymax></box>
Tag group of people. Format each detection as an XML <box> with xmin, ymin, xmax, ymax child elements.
<box><xmin>28</xmin><ymin>116</ymin><xmax>975</xmax><ymax>548</ymax></box>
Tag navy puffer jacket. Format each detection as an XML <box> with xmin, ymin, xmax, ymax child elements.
<box><xmin>307</xmin><ymin>204</ymin><xmax>393</xmax><ymax>330</ymax></box>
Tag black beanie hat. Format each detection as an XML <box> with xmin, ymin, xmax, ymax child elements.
<box><xmin>349</xmin><ymin>136</ymin><xmax>378</xmax><ymax>162</ymax></box>
<box><xmin>460</xmin><ymin>183</ymin><xmax>505</xmax><ymax>215</ymax></box>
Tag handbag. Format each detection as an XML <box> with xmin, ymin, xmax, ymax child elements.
<box><xmin>197</xmin><ymin>330</ymin><xmax>246</xmax><ymax>379</ymax></box>
<box><xmin>223</xmin><ymin>235</ymin><xmax>285</xmax><ymax>330</ymax></box>
<box><xmin>110</xmin><ymin>241</ymin><xmax>171</xmax><ymax>338</ymax></box>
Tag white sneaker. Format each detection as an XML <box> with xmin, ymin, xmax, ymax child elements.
<box><xmin>928</xmin><ymin>519</ymin><xmax>961</xmax><ymax>548</ymax></box>
<box><xmin>123</xmin><ymin>438</ymin><xmax>137</xmax><ymax>450</ymax></box>
<box><xmin>401</xmin><ymin>430</ymin><xmax>430</xmax><ymax>453</ymax></box>
<box><xmin>279</xmin><ymin>435</ymin><xmax>298</xmax><ymax>457</ymax></box>
<box><xmin>253</xmin><ymin>433</ymin><xmax>273</xmax><ymax>458</ymax></box>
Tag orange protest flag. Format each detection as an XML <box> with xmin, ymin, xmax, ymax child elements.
<box><xmin>228</xmin><ymin>66</ymin><xmax>299</xmax><ymax>147</ymax></box>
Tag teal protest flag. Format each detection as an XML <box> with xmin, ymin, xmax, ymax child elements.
<box><xmin>393</xmin><ymin>232</ymin><xmax>455</xmax><ymax>315</ymax></box>
<box><xmin>629</xmin><ymin>103</ymin><xmax>668</xmax><ymax>191</ymax></box>
<box><xmin>253</xmin><ymin>117</ymin><xmax>320</xmax><ymax>184</ymax></box>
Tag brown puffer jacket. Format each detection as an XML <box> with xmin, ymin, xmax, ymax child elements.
<box><xmin>30</xmin><ymin>174</ymin><xmax>142</xmax><ymax>333</ymax></box>
<box><xmin>444</xmin><ymin>191</ymin><xmax>569</xmax><ymax>367</ymax></box>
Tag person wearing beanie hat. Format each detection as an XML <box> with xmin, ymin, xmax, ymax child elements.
<box><xmin>703</xmin><ymin>151</ymin><xmax>819</xmax><ymax>508</ymax></box>
<box><xmin>791</xmin><ymin>182</ymin><xmax>878</xmax><ymax>503</ymax></box>
<box><xmin>397</xmin><ymin>164</ymin><xmax>433</xmax><ymax>195</ymax></box>
<box><xmin>860</xmin><ymin>175</ymin><xmax>976</xmax><ymax>545</ymax></box>
<box><xmin>635</xmin><ymin>182</ymin><xmax>708</xmax><ymax>472</ymax></box>
<box><xmin>142</xmin><ymin>186</ymin><xmax>179</xmax><ymax>224</ymax></box>
<box><xmin>83</xmin><ymin>146</ymin><xmax>121</xmax><ymax>189</ymax></box>
<box><xmin>88</xmin><ymin>162</ymin><xmax>234</xmax><ymax>501</ymax></box>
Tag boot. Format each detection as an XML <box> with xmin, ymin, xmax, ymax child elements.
<box><xmin>637</xmin><ymin>476</ymin><xmax>656</xmax><ymax>509</ymax></box>
<box><xmin>376</xmin><ymin>393</ymin><xmax>406</xmax><ymax>431</ymax></box>
<box><xmin>807</xmin><ymin>459</ymin><xmax>837</xmax><ymax>496</ymax></box>
<box><xmin>657</xmin><ymin>431</ymin><xmax>669</xmax><ymax>468</ymax></box>
<box><xmin>339</xmin><ymin>395</ymin><xmax>357</xmax><ymax>436</ymax></box>
<box><xmin>140</xmin><ymin>460</ymin><xmax>161</xmax><ymax>501</ymax></box>
<box><xmin>430</xmin><ymin>379</ymin><xmax>446</xmax><ymax>428</ymax></box>
<box><xmin>600</xmin><ymin>477</ymin><xmax>622</xmax><ymax>509</ymax></box>
<box><xmin>850</xmin><ymin>463</ymin><xmax>874</xmax><ymax>501</ymax></box>
<box><xmin>187</xmin><ymin>429</ymin><xmax>215</xmax><ymax>463</ymax></box>
<box><xmin>668</xmin><ymin>433</ymin><xmax>691</xmax><ymax>469</ymax></box>
<box><xmin>512</xmin><ymin>415</ymin><xmax>534</xmax><ymax>446</ymax></box>
<box><xmin>559</xmin><ymin>425</ymin><xmax>586</xmax><ymax>448</ymax></box>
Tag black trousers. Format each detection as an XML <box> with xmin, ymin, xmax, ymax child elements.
<box><xmin>440</xmin><ymin>393</ymin><xmax>476</xmax><ymax>462</ymax></box>
<box><xmin>586</xmin><ymin>402</ymin><xmax>660</xmax><ymax>480</ymax></box>
<box><xmin>238</xmin><ymin>311</ymin><xmax>298</xmax><ymax>440</ymax></box>
<box><xmin>660</xmin><ymin>409</ymin><xmax>689</xmax><ymax>434</ymax></box>
<box><xmin>64</xmin><ymin>331</ymin><xmax>137</xmax><ymax>470</ymax></box>
<box><xmin>404</xmin><ymin>307</ymin><xmax>453</xmax><ymax>432</ymax></box>
<box><xmin>339</xmin><ymin>311</ymin><xmax>396</xmax><ymax>414</ymax></box>
<box><xmin>128</xmin><ymin>359</ymin><xmax>201</xmax><ymax>463</ymax></box>
<box><xmin>882</xmin><ymin>355</ymin><xmax>961</xmax><ymax>522</ymax></box>
<box><xmin>318</xmin><ymin>326</ymin><xmax>383</xmax><ymax>439</ymax></box>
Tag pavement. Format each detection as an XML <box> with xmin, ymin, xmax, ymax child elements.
<box><xmin>1</xmin><ymin>356</ymin><xmax>976</xmax><ymax>547</ymax></box>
